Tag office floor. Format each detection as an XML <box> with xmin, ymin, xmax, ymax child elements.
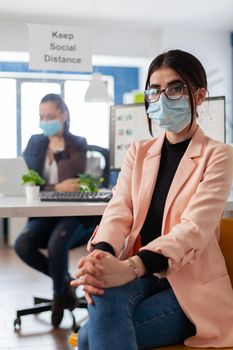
<box><xmin>0</xmin><ymin>243</ymin><xmax>88</xmax><ymax>350</ymax></box>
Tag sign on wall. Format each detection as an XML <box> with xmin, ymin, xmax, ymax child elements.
<box><xmin>28</xmin><ymin>24</ymin><xmax>92</xmax><ymax>72</ymax></box>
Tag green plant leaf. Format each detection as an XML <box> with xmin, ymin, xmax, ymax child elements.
<box><xmin>21</xmin><ymin>169</ymin><xmax>46</xmax><ymax>186</ymax></box>
<box><xmin>78</xmin><ymin>173</ymin><xmax>104</xmax><ymax>193</ymax></box>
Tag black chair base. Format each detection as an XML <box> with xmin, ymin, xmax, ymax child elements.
<box><xmin>14</xmin><ymin>295</ymin><xmax>88</xmax><ymax>332</ymax></box>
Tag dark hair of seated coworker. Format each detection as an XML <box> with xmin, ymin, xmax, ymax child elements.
<box><xmin>40</xmin><ymin>93</ymin><xmax>70</xmax><ymax>133</ymax></box>
<box><xmin>144</xmin><ymin>49</ymin><xmax>208</xmax><ymax>136</ymax></box>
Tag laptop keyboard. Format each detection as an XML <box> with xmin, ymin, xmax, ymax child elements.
<box><xmin>40</xmin><ymin>191</ymin><xmax>112</xmax><ymax>202</ymax></box>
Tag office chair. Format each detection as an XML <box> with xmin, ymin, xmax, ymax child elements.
<box><xmin>14</xmin><ymin>145</ymin><xmax>110</xmax><ymax>331</ymax></box>
<box><xmin>69</xmin><ymin>218</ymin><xmax>233</xmax><ymax>349</ymax></box>
<box><xmin>86</xmin><ymin>144</ymin><xmax>110</xmax><ymax>188</ymax></box>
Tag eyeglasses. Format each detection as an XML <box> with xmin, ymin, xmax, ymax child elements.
<box><xmin>144</xmin><ymin>83</ymin><xmax>187</xmax><ymax>103</ymax></box>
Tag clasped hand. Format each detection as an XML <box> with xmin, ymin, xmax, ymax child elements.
<box><xmin>71</xmin><ymin>250</ymin><xmax>135</xmax><ymax>304</ymax></box>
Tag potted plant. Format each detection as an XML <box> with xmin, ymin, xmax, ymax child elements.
<box><xmin>22</xmin><ymin>169</ymin><xmax>46</xmax><ymax>200</ymax></box>
<box><xmin>78</xmin><ymin>173</ymin><xmax>104</xmax><ymax>193</ymax></box>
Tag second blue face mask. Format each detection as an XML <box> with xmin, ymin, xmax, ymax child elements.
<box><xmin>147</xmin><ymin>94</ymin><xmax>192</xmax><ymax>133</ymax></box>
<box><xmin>39</xmin><ymin>120</ymin><xmax>62</xmax><ymax>137</ymax></box>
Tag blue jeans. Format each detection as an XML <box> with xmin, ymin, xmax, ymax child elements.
<box><xmin>79</xmin><ymin>276</ymin><xmax>196</xmax><ymax>350</ymax></box>
<box><xmin>14</xmin><ymin>217</ymin><xmax>94</xmax><ymax>295</ymax></box>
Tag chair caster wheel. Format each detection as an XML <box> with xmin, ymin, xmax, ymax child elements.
<box><xmin>14</xmin><ymin>317</ymin><xmax>21</xmax><ymax>331</ymax></box>
<box><xmin>73</xmin><ymin>324</ymin><xmax>80</xmax><ymax>333</ymax></box>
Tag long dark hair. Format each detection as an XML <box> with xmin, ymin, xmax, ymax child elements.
<box><xmin>40</xmin><ymin>93</ymin><xmax>70</xmax><ymax>133</ymax></box>
<box><xmin>145</xmin><ymin>49</ymin><xmax>208</xmax><ymax>136</ymax></box>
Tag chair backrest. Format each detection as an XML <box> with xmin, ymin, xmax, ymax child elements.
<box><xmin>86</xmin><ymin>145</ymin><xmax>110</xmax><ymax>188</ymax></box>
<box><xmin>219</xmin><ymin>218</ymin><xmax>233</xmax><ymax>286</ymax></box>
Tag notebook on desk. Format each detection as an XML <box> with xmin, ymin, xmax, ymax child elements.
<box><xmin>0</xmin><ymin>157</ymin><xmax>28</xmax><ymax>196</ymax></box>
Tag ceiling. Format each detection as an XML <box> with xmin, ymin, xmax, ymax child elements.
<box><xmin>0</xmin><ymin>0</ymin><xmax>232</xmax><ymax>32</ymax></box>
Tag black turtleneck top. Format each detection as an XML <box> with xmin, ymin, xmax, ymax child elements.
<box><xmin>94</xmin><ymin>137</ymin><xmax>191</xmax><ymax>274</ymax></box>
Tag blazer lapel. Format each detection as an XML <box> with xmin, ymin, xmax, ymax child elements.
<box><xmin>162</xmin><ymin>127</ymin><xmax>205</xmax><ymax>233</ymax></box>
<box><xmin>133</xmin><ymin>133</ymin><xmax>165</xmax><ymax>233</ymax></box>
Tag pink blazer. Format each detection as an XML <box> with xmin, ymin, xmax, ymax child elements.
<box><xmin>88</xmin><ymin>127</ymin><xmax>233</xmax><ymax>347</ymax></box>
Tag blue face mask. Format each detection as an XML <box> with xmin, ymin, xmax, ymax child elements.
<box><xmin>39</xmin><ymin>120</ymin><xmax>62</xmax><ymax>137</ymax></box>
<box><xmin>147</xmin><ymin>94</ymin><xmax>192</xmax><ymax>133</ymax></box>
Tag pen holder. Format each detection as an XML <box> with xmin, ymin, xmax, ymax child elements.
<box><xmin>25</xmin><ymin>185</ymin><xmax>40</xmax><ymax>201</ymax></box>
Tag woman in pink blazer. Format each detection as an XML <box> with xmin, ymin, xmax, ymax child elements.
<box><xmin>72</xmin><ymin>50</ymin><xmax>233</xmax><ymax>349</ymax></box>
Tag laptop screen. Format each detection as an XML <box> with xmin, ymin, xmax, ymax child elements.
<box><xmin>0</xmin><ymin>157</ymin><xmax>29</xmax><ymax>196</ymax></box>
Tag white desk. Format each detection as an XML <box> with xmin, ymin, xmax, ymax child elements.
<box><xmin>1</xmin><ymin>196</ymin><xmax>233</xmax><ymax>246</ymax></box>
<box><xmin>0</xmin><ymin>196</ymin><xmax>107</xmax><ymax>218</ymax></box>
<box><xmin>0</xmin><ymin>196</ymin><xmax>233</xmax><ymax>218</ymax></box>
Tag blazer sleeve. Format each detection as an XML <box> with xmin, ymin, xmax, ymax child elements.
<box><xmin>140</xmin><ymin>142</ymin><xmax>233</xmax><ymax>276</ymax></box>
<box><xmin>23</xmin><ymin>134</ymin><xmax>48</xmax><ymax>174</ymax></box>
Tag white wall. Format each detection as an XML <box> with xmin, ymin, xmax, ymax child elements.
<box><xmin>0</xmin><ymin>23</ymin><xmax>28</xmax><ymax>52</ymax></box>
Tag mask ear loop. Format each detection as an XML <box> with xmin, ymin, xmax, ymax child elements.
<box><xmin>194</xmin><ymin>88</ymin><xmax>207</xmax><ymax>119</ymax></box>
<box><xmin>194</xmin><ymin>88</ymin><xmax>200</xmax><ymax>118</ymax></box>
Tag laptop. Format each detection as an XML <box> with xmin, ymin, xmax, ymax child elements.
<box><xmin>0</xmin><ymin>157</ymin><xmax>29</xmax><ymax>196</ymax></box>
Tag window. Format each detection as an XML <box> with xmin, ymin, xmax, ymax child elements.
<box><xmin>65</xmin><ymin>80</ymin><xmax>109</xmax><ymax>148</ymax></box>
<box><xmin>0</xmin><ymin>78</ymin><xmax>17</xmax><ymax>158</ymax></box>
<box><xmin>0</xmin><ymin>75</ymin><xmax>111</xmax><ymax>157</ymax></box>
